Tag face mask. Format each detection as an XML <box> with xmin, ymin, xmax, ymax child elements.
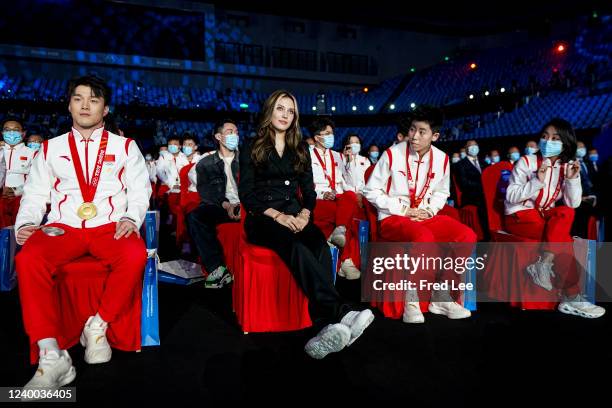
<box><xmin>460</xmin><ymin>152</ymin><xmax>467</xmax><ymax>159</ymax></box>
<box><xmin>322</xmin><ymin>134</ymin><xmax>335</xmax><ymax>149</ymax></box>
<box><xmin>509</xmin><ymin>152</ymin><xmax>520</xmax><ymax>162</ymax></box>
<box><xmin>27</xmin><ymin>142</ymin><xmax>41</xmax><ymax>151</ymax></box>
<box><xmin>224</xmin><ymin>133</ymin><xmax>239</xmax><ymax>151</ymax></box>
<box><xmin>3</xmin><ymin>130</ymin><xmax>22</xmax><ymax>145</ymax></box>
<box><xmin>168</xmin><ymin>145</ymin><xmax>180</xmax><ymax>154</ymax></box>
<box><xmin>145</xmin><ymin>154</ymin><xmax>153</xmax><ymax>161</ymax></box>
<box><xmin>589</xmin><ymin>154</ymin><xmax>599</xmax><ymax>162</ymax></box>
<box><xmin>182</xmin><ymin>146</ymin><xmax>193</xmax><ymax>156</ymax></box>
<box><xmin>350</xmin><ymin>143</ymin><xmax>361</xmax><ymax>155</ymax></box>
<box><xmin>484</xmin><ymin>157</ymin><xmax>491</xmax><ymax>165</ymax></box>
<box><xmin>525</xmin><ymin>147</ymin><xmax>538</xmax><ymax>155</ymax></box>
<box><xmin>539</xmin><ymin>139</ymin><xmax>563</xmax><ymax>158</ymax></box>
<box><xmin>576</xmin><ymin>147</ymin><xmax>587</xmax><ymax>158</ymax></box>
<box><xmin>369</xmin><ymin>151</ymin><xmax>379</xmax><ymax>162</ymax></box>
<box><xmin>467</xmin><ymin>145</ymin><xmax>479</xmax><ymax>157</ymax></box>
<box><xmin>452</xmin><ymin>157</ymin><xmax>461</xmax><ymax>164</ymax></box>
<box><xmin>492</xmin><ymin>155</ymin><xmax>500</xmax><ymax>163</ymax></box>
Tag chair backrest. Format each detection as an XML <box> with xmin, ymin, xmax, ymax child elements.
<box><xmin>179</xmin><ymin>163</ymin><xmax>196</xmax><ymax>206</ymax></box>
<box><xmin>363</xmin><ymin>164</ymin><xmax>379</xmax><ymax>241</ymax></box>
<box><xmin>481</xmin><ymin>162</ymin><xmax>513</xmax><ymax>233</ymax></box>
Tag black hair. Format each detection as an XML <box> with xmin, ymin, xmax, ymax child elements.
<box><xmin>182</xmin><ymin>132</ymin><xmax>198</xmax><ymax>145</ymax></box>
<box><xmin>396</xmin><ymin>115</ymin><xmax>412</xmax><ymax>136</ymax></box>
<box><xmin>342</xmin><ymin>133</ymin><xmax>363</xmax><ymax>147</ymax></box>
<box><xmin>539</xmin><ymin>118</ymin><xmax>577</xmax><ymax>163</ymax></box>
<box><xmin>309</xmin><ymin>116</ymin><xmax>335</xmax><ymax>136</ymax></box>
<box><xmin>2</xmin><ymin>116</ymin><xmax>24</xmax><ymax>129</ymax></box>
<box><xmin>410</xmin><ymin>106</ymin><xmax>443</xmax><ymax>134</ymax></box>
<box><xmin>167</xmin><ymin>135</ymin><xmax>181</xmax><ymax>144</ymax></box>
<box><xmin>67</xmin><ymin>75</ymin><xmax>112</xmax><ymax>106</ymax></box>
<box><xmin>214</xmin><ymin>118</ymin><xmax>237</xmax><ymax>135</ymax></box>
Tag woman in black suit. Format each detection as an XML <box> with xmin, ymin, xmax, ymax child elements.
<box><xmin>239</xmin><ymin>90</ymin><xmax>373</xmax><ymax>359</ymax></box>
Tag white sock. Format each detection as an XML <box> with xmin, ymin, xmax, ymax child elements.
<box><xmin>91</xmin><ymin>313</ymin><xmax>107</xmax><ymax>327</ymax></box>
<box><xmin>37</xmin><ymin>338</ymin><xmax>60</xmax><ymax>355</ymax></box>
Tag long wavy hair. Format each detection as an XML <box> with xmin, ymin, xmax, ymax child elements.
<box><xmin>251</xmin><ymin>90</ymin><xmax>309</xmax><ymax>172</ymax></box>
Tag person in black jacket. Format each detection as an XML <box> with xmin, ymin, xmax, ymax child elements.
<box><xmin>453</xmin><ymin>139</ymin><xmax>489</xmax><ymax>239</ymax></box>
<box><xmin>187</xmin><ymin>119</ymin><xmax>240</xmax><ymax>288</ymax></box>
<box><xmin>239</xmin><ymin>90</ymin><xmax>373</xmax><ymax>359</ymax></box>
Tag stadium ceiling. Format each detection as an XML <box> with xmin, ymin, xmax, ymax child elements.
<box><xmin>200</xmin><ymin>0</ymin><xmax>607</xmax><ymax>36</ymax></box>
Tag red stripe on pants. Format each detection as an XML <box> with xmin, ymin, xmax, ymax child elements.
<box><xmin>505</xmin><ymin>207</ymin><xmax>580</xmax><ymax>295</ymax></box>
<box><xmin>15</xmin><ymin>222</ymin><xmax>147</xmax><ymax>344</ymax></box>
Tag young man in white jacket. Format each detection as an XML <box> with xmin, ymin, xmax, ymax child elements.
<box><xmin>15</xmin><ymin>75</ymin><xmax>151</xmax><ymax>394</ymax></box>
<box><xmin>363</xmin><ymin>107</ymin><xmax>476</xmax><ymax>323</ymax></box>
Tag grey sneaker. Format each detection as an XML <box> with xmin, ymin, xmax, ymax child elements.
<box><xmin>329</xmin><ymin>226</ymin><xmax>347</xmax><ymax>248</ymax></box>
<box><xmin>340</xmin><ymin>309</ymin><xmax>374</xmax><ymax>345</ymax></box>
<box><xmin>304</xmin><ymin>323</ymin><xmax>351</xmax><ymax>359</ymax></box>
<box><xmin>558</xmin><ymin>294</ymin><xmax>606</xmax><ymax>318</ymax></box>
<box><xmin>526</xmin><ymin>257</ymin><xmax>556</xmax><ymax>291</ymax></box>
<box><xmin>205</xmin><ymin>266</ymin><xmax>233</xmax><ymax>289</ymax></box>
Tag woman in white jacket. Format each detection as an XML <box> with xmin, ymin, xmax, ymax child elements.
<box><xmin>504</xmin><ymin>118</ymin><xmax>604</xmax><ymax>318</ymax></box>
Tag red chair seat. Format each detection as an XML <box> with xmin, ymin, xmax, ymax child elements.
<box><xmin>233</xmin><ymin>231</ymin><xmax>311</xmax><ymax>333</ymax></box>
<box><xmin>30</xmin><ymin>256</ymin><xmax>142</xmax><ymax>364</ymax></box>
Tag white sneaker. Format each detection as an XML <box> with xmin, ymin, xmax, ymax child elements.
<box><xmin>329</xmin><ymin>226</ymin><xmax>347</xmax><ymax>248</ymax></box>
<box><xmin>403</xmin><ymin>301</ymin><xmax>425</xmax><ymax>324</ymax></box>
<box><xmin>340</xmin><ymin>309</ymin><xmax>374</xmax><ymax>345</ymax></box>
<box><xmin>429</xmin><ymin>301</ymin><xmax>472</xmax><ymax>319</ymax></box>
<box><xmin>304</xmin><ymin>323</ymin><xmax>352</xmax><ymax>359</ymax></box>
<box><xmin>80</xmin><ymin>316</ymin><xmax>112</xmax><ymax>364</ymax></box>
<box><xmin>525</xmin><ymin>257</ymin><xmax>556</xmax><ymax>291</ymax></box>
<box><xmin>558</xmin><ymin>294</ymin><xmax>606</xmax><ymax>319</ymax></box>
<box><xmin>22</xmin><ymin>350</ymin><xmax>76</xmax><ymax>400</ymax></box>
<box><xmin>339</xmin><ymin>259</ymin><xmax>361</xmax><ymax>280</ymax></box>
<box><xmin>205</xmin><ymin>266</ymin><xmax>233</xmax><ymax>289</ymax></box>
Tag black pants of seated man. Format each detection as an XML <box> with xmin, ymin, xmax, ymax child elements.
<box><xmin>188</xmin><ymin>203</ymin><xmax>239</xmax><ymax>273</ymax></box>
<box><xmin>244</xmin><ymin>213</ymin><xmax>354</xmax><ymax>326</ymax></box>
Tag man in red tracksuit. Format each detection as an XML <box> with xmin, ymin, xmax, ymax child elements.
<box><xmin>15</xmin><ymin>75</ymin><xmax>151</xmax><ymax>396</ymax></box>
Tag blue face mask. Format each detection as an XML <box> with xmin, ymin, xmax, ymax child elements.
<box><xmin>145</xmin><ymin>154</ymin><xmax>153</xmax><ymax>161</ymax></box>
<box><xmin>369</xmin><ymin>151</ymin><xmax>379</xmax><ymax>162</ymax></box>
<box><xmin>539</xmin><ymin>139</ymin><xmax>564</xmax><ymax>158</ymax></box>
<box><xmin>350</xmin><ymin>143</ymin><xmax>361</xmax><ymax>155</ymax></box>
<box><xmin>576</xmin><ymin>147</ymin><xmax>587</xmax><ymax>158</ymax></box>
<box><xmin>460</xmin><ymin>152</ymin><xmax>467</xmax><ymax>159</ymax></box>
<box><xmin>484</xmin><ymin>157</ymin><xmax>492</xmax><ymax>165</ymax></box>
<box><xmin>322</xmin><ymin>134</ymin><xmax>335</xmax><ymax>149</ymax></box>
<box><xmin>224</xmin><ymin>134</ymin><xmax>239</xmax><ymax>151</ymax></box>
<box><xmin>589</xmin><ymin>154</ymin><xmax>599</xmax><ymax>162</ymax></box>
<box><xmin>492</xmin><ymin>155</ymin><xmax>500</xmax><ymax>163</ymax></box>
<box><xmin>27</xmin><ymin>142</ymin><xmax>41</xmax><ymax>151</ymax></box>
<box><xmin>3</xmin><ymin>130</ymin><xmax>22</xmax><ymax>146</ymax></box>
<box><xmin>168</xmin><ymin>144</ymin><xmax>180</xmax><ymax>154</ymax></box>
<box><xmin>467</xmin><ymin>145</ymin><xmax>479</xmax><ymax>157</ymax></box>
<box><xmin>525</xmin><ymin>147</ymin><xmax>538</xmax><ymax>155</ymax></box>
<box><xmin>182</xmin><ymin>146</ymin><xmax>193</xmax><ymax>156</ymax></box>
<box><xmin>509</xmin><ymin>152</ymin><xmax>520</xmax><ymax>162</ymax></box>
<box><xmin>452</xmin><ymin>157</ymin><xmax>461</xmax><ymax>164</ymax></box>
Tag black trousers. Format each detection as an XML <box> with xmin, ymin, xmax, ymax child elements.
<box><xmin>244</xmin><ymin>214</ymin><xmax>353</xmax><ymax>323</ymax></box>
<box><xmin>188</xmin><ymin>204</ymin><xmax>238</xmax><ymax>272</ymax></box>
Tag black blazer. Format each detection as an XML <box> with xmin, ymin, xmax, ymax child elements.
<box><xmin>453</xmin><ymin>157</ymin><xmax>486</xmax><ymax>206</ymax></box>
<box><xmin>195</xmin><ymin>151</ymin><xmax>239</xmax><ymax>207</ymax></box>
<box><xmin>238</xmin><ymin>141</ymin><xmax>317</xmax><ymax>217</ymax></box>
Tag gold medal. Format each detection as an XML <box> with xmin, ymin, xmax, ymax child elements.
<box><xmin>77</xmin><ymin>202</ymin><xmax>97</xmax><ymax>220</ymax></box>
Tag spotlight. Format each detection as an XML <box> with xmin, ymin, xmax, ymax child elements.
<box><xmin>368</xmin><ymin>105</ymin><xmax>374</xmax><ymax>111</ymax></box>
<box><xmin>470</xmin><ymin>63</ymin><xmax>477</xmax><ymax>70</ymax></box>
<box><xmin>312</xmin><ymin>106</ymin><xmax>317</xmax><ymax>111</ymax></box>
<box><xmin>390</xmin><ymin>104</ymin><xmax>395</xmax><ymax>110</ymax></box>
<box><xmin>556</xmin><ymin>44</ymin><xmax>566</xmax><ymax>53</ymax></box>
<box><xmin>352</xmin><ymin>106</ymin><xmax>357</xmax><ymax>111</ymax></box>
<box><xmin>331</xmin><ymin>106</ymin><xmax>336</xmax><ymax>111</ymax></box>
<box><xmin>484</xmin><ymin>91</ymin><xmax>490</xmax><ymax>96</ymax></box>
<box><xmin>469</xmin><ymin>94</ymin><xmax>474</xmax><ymax>100</ymax></box>
<box><xmin>500</xmin><ymin>87</ymin><xmax>506</xmax><ymax>93</ymax></box>
<box><xmin>363</xmin><ymin>87</ymin><xmax>369</xmax><ymax>93</ymax></box>
<box><xmin>410</xmin><ymin>102</ymin><xmax>416</xmax><ymax>109</ymax></box>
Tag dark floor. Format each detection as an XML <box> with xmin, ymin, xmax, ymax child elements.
<box><xmin>1</xmin><ymin>276</ymin><xmax>612</xmax><ymax>405</ymax></box>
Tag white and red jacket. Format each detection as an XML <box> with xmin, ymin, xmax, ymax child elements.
<box><xmin>156</xmin><ymin>151</ymin><xmax>189</xmax><ymax>193</ymax></box>
<box><xmin>341</xmin><ymin>153</ymin><xmax>371</xmax><ymax>193</ymax></box>
<box><xmin>187</xmin><ymin>151</ymin><xmax>214</xmax><ymax>193</ymax></box>
<box><xmin>2</xmin><ymin>142</ymin><xmax>35</xmax><ymax>195</ymax></box>
<box><xmin>363</xmin><ymin>142</ymin><xmax>451</xmax><ymax>221</ymax></box>
<box><xmin>15</xmin><ymin>128</ymin><xmax>151</xmax><ymax>231</ymax></box>
<box><xmin>505</xmin><ymin>154</ymin><xmax>581</xmax><ymax>215</ymax></box>
<box><xmin>310</xmin><ymin>146</ymin><xmax>350</xmax><ymax>198</ymax></box>
<box><xmin>145</xmin><ymin>160</ymin><xmax>157</xmax><ymax>184</ymax></box>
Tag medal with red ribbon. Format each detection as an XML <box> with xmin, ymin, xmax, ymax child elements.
<box><xmin>405</xmin><ymin>144</ymin><xmax>434</xmax><ymax>208</ymax></box>
<box><xmin>314</xmin><ymin>148</ymin><xmax>336</xmax><ymax>193</ymax></box>
<box><xmin>68</xmin><ymin>130</ymin><xmax>109</xmax><ymax>220</ymax></box>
